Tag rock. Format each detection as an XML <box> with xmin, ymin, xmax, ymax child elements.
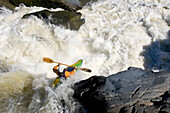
<box><xmin>73</xmin><ymin>67</ymin><xmax>170</xmax><ymax>113</ymax></box>
<box><xmin>9</xmin><ymin>0</ymin><xmax>81</xmax><ymax>11</ymax></box>
<box><xmin>79</xmin><ymin>0</ymin><xmax>98</xmax><ymax>6</ymax></box>
<box><xmin>23</xmin><ymin>10</ymin><xmax>85</xmax><ymax>30</ymax></box>
<box><xmin>73</xmin><ymin>76</ymin><xmax>106</xmax><ymax>113</ymax></box>
<box><xmin>0</xmin><ymin>0</ymin><xmax>15</xmax><ymax>10</ymax></box>
<box><xmin>0</xmin><ymin>61</ymin><xmax>10</xmax><ymax>73</ymax></box>
<box><xmin>0</xmin><ymin>0</ymin><xmax>99</xmax><ymax>11</ymax></box>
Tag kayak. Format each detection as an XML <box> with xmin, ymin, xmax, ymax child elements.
<box><xmin>67</xmin><ymin>59</ymin><xmax>83</xmax><ymax>71</ymax></box>
<box><xmin>51</xmin><ymin>59</ymin><xmax>83</xmax><ymax>88</ymax></box>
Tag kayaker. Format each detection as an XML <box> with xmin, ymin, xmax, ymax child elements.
<box><xmin>42</xmin><ymin>57</ymin><xmax>91</xmax><ymax>88</ymax></box>
<box><xmin>51</xmin><ymin>63</ymin><xmax>77</xmax><ymax>88</ymax></box>
<box><xmin>53</xmin><ymin>63</ymin><xmax>77</xmax><ymax>78</ymax></box>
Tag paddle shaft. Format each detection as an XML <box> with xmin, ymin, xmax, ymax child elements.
<box><xmin>43</xmin><ymin>57</ymin><xmax>91</xmax><ymax>72</ymax></box>
<box><xmin>53</xmin><ymin>61</ymin><xmax>77</xmax><ymax>69</ymax></box>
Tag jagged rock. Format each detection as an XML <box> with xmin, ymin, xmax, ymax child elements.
<box><xmin>73</xmin><ymin>67</ymin><xmax>170</xmax><ymax>113</ymax></box>
<box><xmin>23</xmin><ymin>10</ymin><xmax>85</xmax><ymax>30</ymax></box>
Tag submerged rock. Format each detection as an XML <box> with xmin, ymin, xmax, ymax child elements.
<box><xmin>23</xmin><ymin>10</ymin><xmax>85</xmax><ymax>30</ymax></box>
<box><xmin>73</xmin><ymin>67</ymin><xmax>170</xmax><ymax>113</ymax></box>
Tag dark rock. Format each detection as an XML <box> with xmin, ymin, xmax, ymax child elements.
<box><xmin>23</xmin><ymin>9</ymin><xmax>85</xmax><ymax>30</ymax></box>
<box><xmin>9</xmin><ymin>0</ymin><xmax>84</xmax><ymax>11</ymax></box>
<box><xmin>0</xmin><ymin>0</ymin><xmax>15</xmax><ymax>10</ymax></box>
<box><xmin>79</xmin><ymin>0</ymin><xmax>98</xmax><ymax>6</ymax></box>
<box><xmin>73</xmin><ymin>67</ymin><xmax>170</xmax><ymax>113</ymax></box>
<box><xmin>0</xmin><ymin>0</ymin><xmax>99</xmax><ymax>11</ymax></box>
<box><xmin>9</xmin><ymin>0</ymin><xmax>80</xmax><ymax>11</ymax></box>
<box><xmin>73</xmin><ymin>76</ymin><xmax>106</xmax><ymax>113</ymax></box>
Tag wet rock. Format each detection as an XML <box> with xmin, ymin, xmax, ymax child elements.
<box><xmin>0</xmin><ymin>0</ymin><xmax>98</xmax><ymax>11</ymax></box>
<box><xmin>73</xmin><ymin>67</ymin><xmax>170</xmax><ymax>113</ymax></box>
<box><xmin>79</xmin><ymin>0</ymin><xmax>98</xmax><ymax>6</ymax></box>
<box><xmin>9</xmin><ymin>0</ymin><xmax>79</xmax><ymax>11</ymax></box>
<box><xmin>9</xmin><ymin>0</ymin><xmax>81</xmax><ymax>11</ymax></box>
<box><xmin>0</xmin><ymin>0</ymin><xmax>15</xmax><ymax>10</ymax></box>
<box><xmin>0</xmin><ymin>61</ymin><xmax>10</xmax><ymax>73</ymax></box>
<box><xmin>23</xmin><ymin>10</ymin><xmax>85</xmax><ymax>30</ymax></box>
<box><xmin>73</xmin><ymin>76</ymin><xmax>107</xmax><ymax>113</ymax></box>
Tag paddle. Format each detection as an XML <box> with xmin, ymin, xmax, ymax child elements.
<box><xmin>43</xmin><ymin>57</ymin><xmax>92</xmax><ymax>73</ymax></box>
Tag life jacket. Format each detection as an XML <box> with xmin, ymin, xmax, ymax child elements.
<box><xmin>64</xmin><ymin>67</ymin><xmax>76</xmax><ymax>78</ymax></box>
<box><xmin>53</xmin><ymin>65</ymin><xmax>76</xmax><ymax>78</ymax></box>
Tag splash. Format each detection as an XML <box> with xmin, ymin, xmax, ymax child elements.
<box><xmin>0</xmin><ymin>0</ymin><xmax>169</xmax><ymax>112</ymax></box>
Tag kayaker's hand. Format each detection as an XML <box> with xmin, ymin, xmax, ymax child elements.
<box><xmin>58</xmin><ymin>63</ymin><xmax>61</xmax><ymax>66</ymax></box>
<box><xmin>74</xmin><ymin>66</ymin><xmax>78</xmax><ymax>69</ymax></box>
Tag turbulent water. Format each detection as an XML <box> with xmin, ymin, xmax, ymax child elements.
<box><xmin>0</xmin><ymin>0</ymin><xmax>169</xmax><ymax>112</ymax></box>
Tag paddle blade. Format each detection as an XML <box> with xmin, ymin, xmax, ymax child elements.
<box><xmin>80</xmin><ymin>68</ymin><xmax>92</xmax><ymax>73</ymax></box>
<box><xmin>43</xmin><ymin>57</ymin><xmax>54</xmax><ymax>63</ymax></box>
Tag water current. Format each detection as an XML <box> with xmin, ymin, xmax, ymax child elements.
<box><xmin>0</xmin><ymin>0</ymin><xmax>169</xmax><ymax>112</ymax></box>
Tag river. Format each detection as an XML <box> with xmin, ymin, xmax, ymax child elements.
<box><xmin>0</xmin><ymin>0</ymin><xmax>169</xmax><ymax>112</ymax></box>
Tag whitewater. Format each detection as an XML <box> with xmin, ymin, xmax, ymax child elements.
<box><xmin>0</xmin><ymin>0</ymin><xmax>169</xmax><ymax>112</ymax></box>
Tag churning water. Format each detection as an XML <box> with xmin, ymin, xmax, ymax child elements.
<box><xmin>0</xmin><ymin>0</ymin><xmax>169</xmax><ymax>112</ymax></box>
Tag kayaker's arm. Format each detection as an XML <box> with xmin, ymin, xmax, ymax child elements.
<box><xmin>53</xmin><ymin>64</ymin><xmax>60</xmax><ymax>76</ymax></box>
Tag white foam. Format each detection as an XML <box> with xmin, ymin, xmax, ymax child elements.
<box><xmin>0</xmin><ymin>0</ymin><xmax>169</xmax><ymax>112</ymax></box>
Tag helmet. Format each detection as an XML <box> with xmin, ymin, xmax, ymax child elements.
<box><xmin>58</xmin><ymin>66</ymin><xmax>65</xmax><ymax>73</ymax></box>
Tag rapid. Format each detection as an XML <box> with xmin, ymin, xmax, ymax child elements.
<box><xmin>0</xmin><ymin>0</ymin><xmax>169</xmax><ymax>112</ymax></box>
